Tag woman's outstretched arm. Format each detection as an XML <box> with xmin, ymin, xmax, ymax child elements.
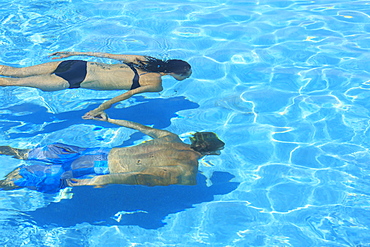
<box><xmin>50</xmin><ymin>51</ymin><xmax>148</xmax><ymax>64</ymax></box>
<box><xmin>82</xmin><ymin>84</ymin><xmax>162</xmax><ymax>119</ymax></box>
<box><xmin>66</xmin><ymin>165</ymin><xmax>189</xmax><ymax>187</ymax></box>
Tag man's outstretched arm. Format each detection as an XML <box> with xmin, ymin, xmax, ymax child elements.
<box><xmin>66</xmin><ymin>166</ymin><xmax>195</xmax><ymax>187</ymax></box>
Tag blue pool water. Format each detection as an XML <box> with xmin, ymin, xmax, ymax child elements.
<box><xmin>1</xmin><ymin>0</ymin><xmax>370</xmax><ymax>246</ymax></box>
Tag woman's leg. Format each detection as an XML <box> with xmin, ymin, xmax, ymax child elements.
<box><xmin>0</xmin><ymin>61</ymin><xmax>61</xmax><ymax>77</ymax></box>
<box><xmin>0</xmin><ymin>74</ymin><xmax>69</xmax><ymax>91</ymax></box>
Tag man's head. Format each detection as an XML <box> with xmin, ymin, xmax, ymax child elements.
<box><xmin>190</xmin><ymin>132</ymin><xmax>225</xmax><ymax>155</ymax></box>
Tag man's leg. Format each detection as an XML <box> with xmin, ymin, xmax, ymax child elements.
<box><xmin>0</xmin><ymin>168</ymin><xmax>22</xmax><ymax>190</ymax></box>
<box><xmin>0</xmin><ymin>163</ymin><xmax>66</xmax><ymax>192</ymax></box>
<box><xmin>0</xmin><ymin>143</ymin><xmax>93</xmax><ymax>192</ymax></box>
<box><xmin>0</xmin><ymin>146</ymin><xmax>30</xmax><ymax>159</ymax></box>
<box><xmin>0</xmin><ymin>147</ymin><xmax>31</xmax><ymax>190</ymax></box>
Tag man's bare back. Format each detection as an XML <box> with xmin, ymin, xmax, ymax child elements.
<box><xmin>75</xmin><ymin>116</ymin><xmax>204</xmax><ymax>187</ymax></box>
<box><xmin>109</xmin><ymin>135</ymin><xmax>200</xmax><ymax>173</ymax></box>
<box><xmin>107</xmin><ymin>134</ymin><xmax>201</xmax><ymax>186</ymax></box>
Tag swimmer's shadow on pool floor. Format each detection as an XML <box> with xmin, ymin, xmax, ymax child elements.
<box><xmin>26</xmin><ymin>172</ymin><xmax>239</xmax><ymax>229</ymax></box>
<box><xmin>0</xmin><ymin>96</ymin><xmax>199</xmax><ymax>143</ymax></box>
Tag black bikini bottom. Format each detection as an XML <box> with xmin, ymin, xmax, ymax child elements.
<box><xmin>53</xmin><ymin>60</ymin><xmax>87</xmax><ymax>88</ymax></box>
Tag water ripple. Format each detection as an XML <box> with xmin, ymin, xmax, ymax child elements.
<box><xmin>1</xmin><ymin>0</ymin><xmax>370</xmax><ymax>246</ymax></box>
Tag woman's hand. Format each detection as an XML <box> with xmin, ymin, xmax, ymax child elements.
<box><xmin>49</xmin><ymin>51</ymin><xmax>74</xmax><ymax>60</ymax></box>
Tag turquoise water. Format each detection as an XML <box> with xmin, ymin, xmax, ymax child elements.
<box><xmin>1</xmin><ymin>0</ymin><xmax>370</xmax><ymax>246</ymax></box>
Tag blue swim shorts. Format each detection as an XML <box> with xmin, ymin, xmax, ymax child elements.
<box><xmin>14</xmin><ymin>143</ymin><xmax>111</xmax><ymax>193</ymax></box>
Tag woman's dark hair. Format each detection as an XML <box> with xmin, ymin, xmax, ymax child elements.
<box><xmin>135</xmin><ymin>56</ymin><xmax>191</xmax><ymax>75</ymax></box>
<box><xmin>190</xmin><ymin>132</ymin><xmax>225</xmax><ymax>155</ymax></box>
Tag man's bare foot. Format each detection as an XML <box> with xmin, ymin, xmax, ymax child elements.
<box><xmin>0</xmin><ymin>168</ymin><xmax>22</xmax><ymax>190</ymax></box>
<box><xmin>0</xmin><ymin>146</ymin><xmax>29</xmax><ymax>159</ymax></box>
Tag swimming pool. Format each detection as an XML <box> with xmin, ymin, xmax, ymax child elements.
<box><xmin>1</xmin><ymin>0</ymin><xmax>370</xmax><ymax>246</ymax></box>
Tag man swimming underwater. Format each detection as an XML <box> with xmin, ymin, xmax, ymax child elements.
<box><xmin>0</xmin><ymin>113</ymin><xmax>225</xmax><ymax>193</ymax></box>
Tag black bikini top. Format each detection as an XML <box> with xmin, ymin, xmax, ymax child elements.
<box><xmin>127</xmin><ymin>63</ymin><xmax>141</xmax><ymax>90</ymax></box>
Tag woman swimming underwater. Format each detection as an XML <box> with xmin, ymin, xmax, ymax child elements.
<box><xmin>0</xmin><ymin>52</ymin><xmax>192</xmax><ymax>119</ymax></box>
